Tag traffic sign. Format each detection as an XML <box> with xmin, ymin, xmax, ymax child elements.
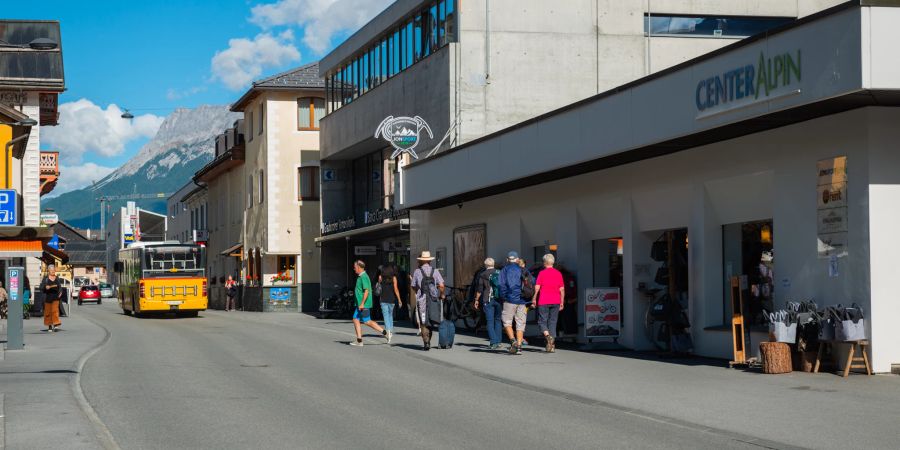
<box><xmin>0</xmin><ymin>189</ymin><xmax>18</xmax><ymax>226</ymax></box>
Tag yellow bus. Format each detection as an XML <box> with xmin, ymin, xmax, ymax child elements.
<box><xmin>115</xmin><ymin>241</ymin><xmax>208</xmax><ymax>317</ymax></box>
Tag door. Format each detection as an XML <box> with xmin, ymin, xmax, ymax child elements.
<box><xmin>452</xmin><ymin>224</ymin><xmax>486</xmax><ymax>290</ymax></box>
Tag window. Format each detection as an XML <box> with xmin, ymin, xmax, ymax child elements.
<box><xmin>722</xmin><ymin>220</ymin><xmax>773</xmax><ymax>327</ymax></box>
<box><xmin>258</xmin><ymin>170</ymin><xmax>265</xmax><ymax>204</ymax></box>
<box><xmin>644</xmin><ymin>15</ymin><xmax>792</xmax><ymax>38</ymax></box>
<box><xmin>298</xmin><ymin>97</ymin><xmax>325</xmax><ymax>130</ymax></box>
<box><xmin>247</xmin><ymin>111</ymin><xmax>254</xmax><ymax>142</ymax></box>
<box><xmin>258</xmin><ymin>103</ymin><xmax>265</xmax><ymax>136</ymax></box>
<box><xmin>277</xmin><ymin>256</ymin><xmax>296</xmax><ymax>273</ymax></box>
<box><xmin>298</xmin><ymin>166</ymin><xmax>320</xmax><ymax>201</ymax></box>
<box><xmin>247</xmin><ymin>174</ymin><xmax>254</xmax><ymax>208</ymax></box>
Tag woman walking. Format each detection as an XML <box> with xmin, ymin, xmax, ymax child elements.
<box><xmin>224</xmin><ymin>275</ymin><xmax>237</xmax><ymax>311</ymax></box>
<box><xmin>378</xmin><ymin>263</ymin><xmax>402</xmax><ymax>341</ymax></box>
<box><xmin>532</xmin><ymin>254</ymin><xmax>565</xmax><ymax>352</ymax></box>
<box><xmin>39</xmin><ymin>264</ymin><xmax>63</xmax><ymax>332</ymax></box>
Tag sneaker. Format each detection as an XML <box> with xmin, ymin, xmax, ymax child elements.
<box><xmin>423</xmin><ymin>343</ymin><xmax>430</xmax><ymax>351</ymax></box>
<box><xmin>508</xmin><ymin>343</ymin><xmax>517</xmax><ymax>354</ymax></box>
<box><xmin>546</xmin><ymin>336</ymin><xmax>555</xmax><ymax>353</ymax></box>
<box><xmin>522</xmin><ymin>338</ymin><xmax>529</xmax><ymax>346</ymax></box>
<box><xmin>515</xmin><ymin>343</ymin><xmax>523</xmax><ymax>355</ymax></box>
<box><xmin>416</xmin><ymin>329</ymin><xmax>422</xmax><ymax>336</ymax></box>
<box><xmin>490</xmin><ymin>343</ymin><xmax>501</xmax><ymax>350</ymax></box>
<box><xmin>386</xmin><ymin>331</ymin><xmax>393</xmax><ymax>344</ymax></box>
<box><xmin>349</xmin><ymin>341</ymin><xmax>364</xmax><ymax>347</ymax></box>
<box><xmin>42</xmin><ymin>328</ymin><xmax>51</xmax><ymax>332</ymax></box>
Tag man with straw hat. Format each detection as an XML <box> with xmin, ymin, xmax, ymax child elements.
<box><xmin>411</xmin><ymin>250</ymin><xmax>445</xmax><ymax>350</ymax></box>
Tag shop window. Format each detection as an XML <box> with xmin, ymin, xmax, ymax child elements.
<box><xmin>298</xmin><ymin>97</ymin><xmax>324</xmax><ymax>130</ymax></box>
<box><xmin>298</xmin><ymin>166</ymin><xmax>320</xmax><ymax>201</ymax></box>
<box><xmin>722</xmin><ymin>220</ymin><xmax>773</xmax><ymax>327</ymax></box>
<box><xmin>592</xmin><ymin>238</ymin><xmax>624</xmax><ymax>289</ymax></box>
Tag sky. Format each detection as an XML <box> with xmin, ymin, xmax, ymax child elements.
<box><xmin>6</xmin><ymin>0</ymin><xmax>392</xmax><ymax>196</ymax></box>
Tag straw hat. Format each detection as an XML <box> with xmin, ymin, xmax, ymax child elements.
<box><xmin>417</xmin><ymin>250</ymin><xmax>435</xmax><ymax>261</ymax></box>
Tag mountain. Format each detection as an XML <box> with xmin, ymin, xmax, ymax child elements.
<box><xmin>43</xmin><ymin>105</ymin><xmax>242</xmax><ymax>230</ymax></box>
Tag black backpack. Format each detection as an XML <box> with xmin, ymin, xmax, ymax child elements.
<box><xmin>520</xmin><ymin>269</ymin><xmax>535</xmax><ymax>299</ymax></box>
<box><xmin>421</xmin><ymin>268</ymin><xmax>442</xmax><ymax>326</ymax></box>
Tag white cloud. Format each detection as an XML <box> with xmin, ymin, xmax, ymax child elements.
<box><xmin>211</xmin><ymin>31</ymin><xmax>301</xmax><ymax>90</ymax></box>
<box><xmin>46</xmin><ymin>162</ymin><xmax>117</xmax><ymax>198</ymax></box>
<box><xmin>166</xmin><ymin>85</ymin><xmax>208</xmax><ymax>101</ymax></box>
<box><xmin>41</xmin><ymin>99</ymin><xmax>164</xmax><ymax>164</ymax></box>
<box><xmin>249</xmin><ymin>0</ymin><xmax>393</xmax><ymax>54</ymax></box>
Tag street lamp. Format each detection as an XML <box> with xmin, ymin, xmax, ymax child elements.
<box><xmin>121</xmin><ymin>109</ymin><xmax>134</xmax><ymax>119</ymax></box>
<box><xmin>0</xmin><ymin>38</ymin><xmax>59</xmax><ymax>50</ymax></box>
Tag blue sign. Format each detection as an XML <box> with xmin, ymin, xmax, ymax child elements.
<box><xmin>269</xmin><ymin>287</ymin><xmax>291</xmax><ymax>302</ymax></box>
<box><xmin>48</xmin><ymin>234</ymin><xmax>60</xmax><ymax>249</ymax></box>
<box><xmin>8</xmin><ymin>268</ymin><xmax>19</xmax><ymax>302</ymax></box>
<box><xmin>0</xmin><ymin>190</ymin><xmax>17</xmax><ymax>226</ymax></box>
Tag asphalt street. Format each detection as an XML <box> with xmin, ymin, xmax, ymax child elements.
<box><xmin>71</xmin><ymin>302</ymin><xmax>775</xmax><ymax>450</ymax></box>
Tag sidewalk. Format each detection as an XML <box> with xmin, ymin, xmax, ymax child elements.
<box><xmin>0</xmin><ymin>311</ymin><xmax>109</xmax><ymax>449</ymax></box>
<box><xmin>288</xmin><ymin>313</ymin><xmax>900</xmax><ymax>450</ymax></box>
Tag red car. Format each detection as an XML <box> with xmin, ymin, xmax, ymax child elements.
<box><xmin>78</xmin><ymin>285</ymin><xmax>102</xmax><ymax>305</ymax></box>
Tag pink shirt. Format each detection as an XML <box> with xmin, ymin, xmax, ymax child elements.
<box><xmin>535</xmin><ymin>267</ymin><xmax>564</xmax><ymax>306</ymax></box>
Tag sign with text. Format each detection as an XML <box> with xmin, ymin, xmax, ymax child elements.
<box><xmin>354</xmin><ymin>245</ymin><xmax>377</xmax><ymax>256</ymax></box>
<box><xmin>269</xmin><ymin>287</ymin><xmax>291</xmax><ymax>303</ymax></box>
<box><xmin>0</xmin><ymin>189</ymin><xmax>18</xmax><ymax>226</ymax></box>
<box><xmin>817</xmin><ymin>156</ymin><xmax>848</xmax><ymax>258</ymax></box>
<box><xmin>584</xmin><ymin>287</ymin><xmax>621</xmax><ymax>339</ymax></box>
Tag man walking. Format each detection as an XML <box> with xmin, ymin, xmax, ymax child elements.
<box><xmin>350</xmin><ymin>260</ymin><xmax>389</xmax><ymax>347</ymax></box>
<box><xmin>411</xmin><ymin>251</ymin><xmax>445</xmax><ymax>351</ymax></box>
<box><xmin>474</xmin><ymin>257</ymin><xmax>502</xmax><ymax>349</ymax></box>
<box><xmin>500</xmin><ymin>251</ymin><xmax>528</xmax><ymax>354</ymax></box>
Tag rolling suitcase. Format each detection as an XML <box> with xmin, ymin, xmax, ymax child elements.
<box><xmin>439</xmin><ymin>320</ymin><xmax>456</xmax><ymax>349</ymax></box>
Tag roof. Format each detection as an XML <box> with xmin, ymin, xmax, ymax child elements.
<box><xmin>231</xmin><ymin>62</ymin><xmax>324</xmax><ymax>111</ymax></box>
<box><xmin>51</xmin><ymin>220</ymin><xmax>104</xmax><ymax>265</ymax></box>
<box><xmin>0</xmin><ymin>20</ymin><xmax>65</xmax><ymax>91</ymax></box>
<box><xmin>0</xmin><ymin>102</ymin><xmax>30</xmax><ymax>123</ymax></box>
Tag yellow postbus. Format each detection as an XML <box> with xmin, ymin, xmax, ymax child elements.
<box><xmin>115</xmin><ymin>241</ymin><xmax>208</xmax><ymax>317</ymax></box>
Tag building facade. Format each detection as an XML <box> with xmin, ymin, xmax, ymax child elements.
<box><xmin>316</xmin><ymin>0</ymin><xmax>840</xmax><ymax>299</ymax></box>
<box><xmin>402</xmin><ymin>1</ymin><xmax>900</xmax><ymax>372</ymax></box>
<box><xmin>50</xmin><ymin>221</ymin><xmax>106</xmax><ymax>284</ymax></box>
<box><xmin>104</xmin><ymin>202</ymin><xmax>166</xmax><ymax>287</ymax></box>
<box><xmin>168</xmin><ymin>180</ymin><xmax>208</xmax><ymax>245</ymax></box>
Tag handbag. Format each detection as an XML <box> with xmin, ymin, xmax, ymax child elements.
<box><xmin>374</xmin><ymin>281</ymin><xmax>383</xmax><ymax>297</ymax></box>
<box><xmin>835</xmin><ymin>303</ymin><xmax>865</xmax><ymax>341</ymax></box>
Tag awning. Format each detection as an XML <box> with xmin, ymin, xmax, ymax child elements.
<box><xmin>221</xmin><ymin>242</ymin><xmax>243</xmax><ymax>256</ymax></box>
<box><xmin>0</xmin><ymin>239</ymin><xmax>43</xmax><ymax>257</ymax></box>
<box><xmin>314</xmin><ymin>219</ymin><xmax>408</xmax><ymax>243</ymax></box>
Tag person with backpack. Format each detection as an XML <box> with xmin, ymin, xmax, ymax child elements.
<box><xmin>350</xmin><ymin>260</ymin><xmax>390</xmax><ymax>347</ymax></box>
<box><xmin>474</xmin><ymin>257</ymin><xmax>502</xmax><ymax>349</ymax></box>
<box><xmin>377</xmin><ymin>263</ymin><xmax>402</xmax><ymax>342</ymax></box>
<box><xmin>411</xmin><ymin>251</ymin><xmax>445</xmax><ymax>351</ymax></box>
<box><xmin>499</xmin><ymin>251</ymin><xmax>530</xmax><ymax>355</ymax></box>
<box><xmin>532</xmin><ymin>253</ymin><xmax>565</xmax><ymax>353</ymax></box>
<box><xmin>224</xmin><ymin>275</ymin><xmax>237</xmax><ymax>311</ymax></box>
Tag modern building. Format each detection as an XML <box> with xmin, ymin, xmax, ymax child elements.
<box><xmin>316</xmin><ymin>0</ymin><xmax>841</xmax><ymax>297</ymax></box>
<box><xmin>0</xmin><ymin>20</ymin><xmax>65</xmax><ymax>284</ymax></box>
<box><xmin>104</xmin><ymin>202</ymin><xmax>166</xmax><ymax>287</ymax></box>
<box><xmin>402</xmin><ymin>1</ymin><xmax>900</xmax><ymax>372</ymax></box>
<box><xmin>167</xmin><ymin>180</ymin><xmax>208</xmax><ymax>245</ymax></box>
<box><xmin>197</xmin><ymin>62</ymin><xmax>324</xmax><ymax>312</ymax></box>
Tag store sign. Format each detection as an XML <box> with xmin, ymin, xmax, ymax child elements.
<box><xmin>375</xmin><ymin>116</ymin><xmax>434</xmax><ymax>159</ymax></box>
<box><xmin>584</xmin><ymin>287</ymin><xmax>621</xmax><ymax>339</ymax></box>
<box><xmin>817</xmin><ymin>156</ymin><xmax>848</xmax><ymax>259</ymax></box>
<box><xmin>322</xmin><ymin>217</ymin><xmax>356</xmax><ymax>235</ymax></box>
<box><xmin>696</xmin><ymin>50</ymin><xmax>802</xmax><ymax>112</ymax></box>
<box><xmin>40</xmin><ymin>212</ymin><xmax>59</xmax><ymax>225</ymax></box>
<box><xmin>124</xmin><ymin>233</ymin><xmax>135</xmax><ymax>243</ymax></box>
<box><xmin>364</xmin><ymin>208</ymin><xmax>408</xmax><ymax>226</ymax></box>
<box><xmin>0</xmin><ymin>190</ymin><xmax>18</xmax><ymax>226</ymax></box>
<box><xmin>354</xmin><ymin>245</ymin><xmax>377</xmax><ymax>256</ymax></box>
<box><xmin>0</xmin><ymin>91</ymin><xmax>26</xmax><ymax>107</ymax></box>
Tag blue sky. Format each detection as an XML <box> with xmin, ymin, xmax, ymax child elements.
<box><xmin>6</xmin><ymin>0</ymin><xmax>392</xmax><ymax>195</ymax></box>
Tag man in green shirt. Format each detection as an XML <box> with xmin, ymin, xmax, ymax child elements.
<box><xmin>351</xmin><ymin>260</ymin><xmax>389</xmax><ymax>347</ymax></box>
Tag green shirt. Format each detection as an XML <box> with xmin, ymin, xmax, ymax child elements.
<box><xmin>355</xmin><ymin>271</ymin><xmax>372</xmax><ymax>308</ymax></box>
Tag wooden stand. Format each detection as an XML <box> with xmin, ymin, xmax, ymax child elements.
<box><xmin>760</xmin><ymin>342</ymin><xmax>792</xmax><ymax>374</ymax></box>
<box><xmin>728</xmin><ymin>276</ymin><xmax>748</xmax><ymax>367</ymax></box>
<box><xmin>814</xmin><ymin>340</ymin><xmax>872</xmax><ymax>377</ymax></box>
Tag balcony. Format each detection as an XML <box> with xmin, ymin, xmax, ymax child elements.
<box><xmin>39</xmin><ymin>151</ymin><xmax>59</xmax><ymax>196</ymax></box>
<box><xmin>194</xmin><ymin>121</ymin><xmax>246</xmax><ymax>184</ymax></box>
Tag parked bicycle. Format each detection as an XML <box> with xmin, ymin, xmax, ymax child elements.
<box><xmin>318</xmin><ymin>285</ymin><xmax>355</xmax><ymax>319</ymax></box>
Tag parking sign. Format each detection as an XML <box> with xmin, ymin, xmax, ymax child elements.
<box><xmin>0</xmin><ymin>189</ymin><xmax>17</xmax><ymax>226</ymax></box>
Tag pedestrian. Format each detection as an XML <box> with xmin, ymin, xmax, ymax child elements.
<box><xmin>378</xmin><ymin>263</ymin><xmax>402</xmax><ymax>341</ymax></box>
<box><xmin>473</xmin><ymin>257</ymin><xmax>502</xmax><ymax>349</ymax></box>
<box><xmin>411</xmin><ymin>251</ymin><xmax>445</xmax><ymax>351</ymax></box>
<box><xmin>532</xmin><ymin>253</ymin><xmax>565</xmax><ymax>353</ymax></box>
<box><xmin>23</xmin><ymin>277</ymin><xmax>32</xmax><ymax>319</ymax></box>
<box><xmin>0</xmin><ymin>280</ymin><xmax>8</xmax><ymax>319</ymax></box>
<box><xmin>39</xmin><ymin>264</ymin><xmax>63</xmax><ymax>332</ymax></box>
<box><xmin>517</xmin><ymin>258</ymin><xmax>534</xmax><ymax>347</ymax></box>
<box><xmin>500</xmin><ymin>251</ymin><xmax>528</xmax><ymax>355</ymax></box>
<box><xmin>350</xmin><ymin>260</ymin><xmax>389</xmax><ymax>347</ymax></box>
<box><xmin>224</xmin><ymin>275</ymin><xmax>237</xmax><ymax>311</ymax></box>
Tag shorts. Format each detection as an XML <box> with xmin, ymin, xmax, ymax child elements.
<box><xmin>353</xmin><ymin>308</ymin><xmax>373</xmax><ymax>322</ymax></box>
<box><xmin>501</xmin><ymin>303</ymin><xmax>527</xmax><ymax>329</ymax></box>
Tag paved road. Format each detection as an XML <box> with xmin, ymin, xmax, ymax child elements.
<box><xmin>76</xmin><ymin>303</ymin><xmax>774</xmax><ymax>450</ymax></box>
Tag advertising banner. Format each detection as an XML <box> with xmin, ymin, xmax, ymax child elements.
<box><xmin>584</xmin><ymin>287</ymin><xmax>620</xmax><ymax>338</ymax></box>
<box><xmin>269</xmin><ymin>287</ymin><xmax>291</xmax><ymax>303</ymax></box>
<box><xmin>817</xmin><ymin>156</ymin><xmax>848</xmax><ymax>258</ymax></box>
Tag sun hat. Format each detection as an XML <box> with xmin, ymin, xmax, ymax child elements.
<box><xmin>417</xmin><ymin>250</ymin><xmax>435</xmax><ymax>261</ymax></box>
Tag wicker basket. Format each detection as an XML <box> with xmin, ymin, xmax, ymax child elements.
<box><xmin>760</xmin><ymin>342</ymin><xmax>792</xmax><ymax>374</ymax></box>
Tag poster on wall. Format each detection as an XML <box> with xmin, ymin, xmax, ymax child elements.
<box><xmin>269</xmin><ymin>287</ymin><xmax>291</xmax><ymax>304</ymax></box>
<box><xmin>584</xmin><ymin>287</ymin><xmax>620</xmax><ymax>338</ymax></box>
<box><xmin>817</xmin><ymin>156</ymin><xmax>848</xmax><ymax>259</ymax></box>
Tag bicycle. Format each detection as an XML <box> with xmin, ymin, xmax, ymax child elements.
<box><xmin>643</xmin><ymin>290</ymin><xmax>691</xmax><ymax>352</ymax></box>
<box><xmin>446</xmin><ymin>285</ymin><xmax>484</xmax><ymax>331</ymax></box>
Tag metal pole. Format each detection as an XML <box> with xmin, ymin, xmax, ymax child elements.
<box><xmin>6</xmin><ymin>266</ymin><xmax>25</xmax><ymax>350</ymax></box>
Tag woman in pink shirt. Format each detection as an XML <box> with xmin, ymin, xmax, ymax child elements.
<box><xmin>532</xmin><ymin>253</ymin><xmax>565</xmax><ymax>353</ymax></box>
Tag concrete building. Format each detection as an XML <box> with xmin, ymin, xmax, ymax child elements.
<box><xmin>0</xmin><ymin>20</ymin><xmax>65</xmax><ymax>285</ymax></box>
<box><xmin>316</xmin><ymin>0</ymin><xmax>840</xmax><ymax>297</ymax></box>
<box><xmin>167</xmin><ymin>180</ymin><xmax>208</xmax><ymax>245</ymax></box>
<box><xmin>402</xmin><ymin>1</ymin><xmax>900</xmax><ymax>372</ymax></box>
<box><xmin>104</xmin><ymin>202</ymin><xmax>166</xmax><ymax>288</ymax></box>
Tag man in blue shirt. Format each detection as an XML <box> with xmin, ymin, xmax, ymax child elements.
<box><xmin>499</xmin><ymin>251</ymin><xmax>527</xmax><ymax>355</ymax></box>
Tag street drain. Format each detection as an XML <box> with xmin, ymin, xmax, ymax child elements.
<box><xmin>240</xmin><ymin>364</ymin><xmax>269</xmax><ymax>368</ymax></box>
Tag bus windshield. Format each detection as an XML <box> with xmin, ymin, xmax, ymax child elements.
<box><xmin>142</xmin><ymin>246</ymin><xmax>206</xmax><ymax>277</ymax></box>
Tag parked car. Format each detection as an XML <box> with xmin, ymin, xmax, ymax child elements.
<box><xmin>99</xmin><ymin>282</ymin><xmax>114</xmax><ymax>298</ymax></box>
<box><xmin>78</xmin><ymin>285</ymin><xmax>102</xmax><ymax>305</ymax></box>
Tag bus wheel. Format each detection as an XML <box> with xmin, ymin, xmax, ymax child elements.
<box><xmin>132</xmin><ymin>300</ymin><xmax>142</xmax><ymax>318</ymax></box>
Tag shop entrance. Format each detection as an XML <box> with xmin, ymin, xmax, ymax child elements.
<box><xmin>452</xmin><ymin>224</ymin><xmax>486</xmax><ymax>289</ymax></box>
<box><xmin>644</xmin><ymin>228</ymin><xmax>691</xmax><ymax>352</ymax></box>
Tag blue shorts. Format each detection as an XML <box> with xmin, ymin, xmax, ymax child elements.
<box><xmin>353</xmin><ymin>308</ymin><xmax>372</xmax><ymax>322</ymax></box>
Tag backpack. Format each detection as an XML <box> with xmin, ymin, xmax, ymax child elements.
<box><xmin>520</xmin><ymin>270</ymin><xmax>535</xmax><ymax>299</ymax></box>
<box><xmin>420</xmin><ymin>267</ymin><xmax>442</xmax><ymax>326</ymax></box>
<box><xmin>488</xmin><ymin>270</ymin><xmax>501</xmax><ymax>302</ymax></box>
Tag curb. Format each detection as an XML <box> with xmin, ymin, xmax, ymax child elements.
<box><xmin>70</xmin><ymin>316</ymin><xmax>120</xmax><ymax>450</ymax></box>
